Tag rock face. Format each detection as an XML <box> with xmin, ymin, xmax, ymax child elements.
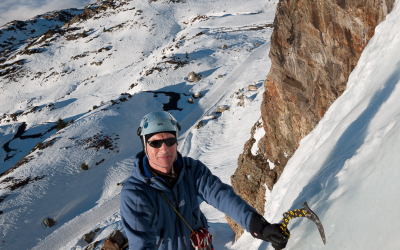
<box><xmin>227</xmin><ymin>120</ymin><xmax>280</xmax><ymax>240</ymax></box>
<box><xmin>228</xmin><ymin>0</ymin><xmax>395</xmax><ymax>239</ymax></box>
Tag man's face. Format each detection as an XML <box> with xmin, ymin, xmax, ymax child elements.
<box><xmin>146</xmin><ymin>132</ymin><xmax>177</xmax><ymax>173</ymax></box>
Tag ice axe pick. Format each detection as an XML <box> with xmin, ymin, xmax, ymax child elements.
<box><xmin>276</xmin><ymin>202</ymin><xmax>326</xmax><ymax>249</ymax></box>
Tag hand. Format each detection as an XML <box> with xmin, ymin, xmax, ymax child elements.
<box><xmin>249</xmin><ymin>212</ymin><xmax>289</xmax><ymax>249</ymax></box>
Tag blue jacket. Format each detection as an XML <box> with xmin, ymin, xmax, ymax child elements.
<box><xmin>120</xmin><ymin>152</ymin><xmax>257</xmax><ymax>250</ymax></box>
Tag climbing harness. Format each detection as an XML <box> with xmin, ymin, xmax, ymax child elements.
<box><xmin>160</xmin><ymin>192</ymin><xmax>214</xmax><ymax>250</ymax></box>
<box><xmin>190</xmin><ymin>227</ymin><xmax>213</xmax><ymax>250</ymax></box>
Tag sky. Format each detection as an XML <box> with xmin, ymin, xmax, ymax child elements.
<box><xmin>0</xmin><ymin>0</ymin><xmax>97</xmax><ymax>27</ymax></box>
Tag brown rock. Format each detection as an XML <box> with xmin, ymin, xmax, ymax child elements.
<box><xmin>188</xmin><ymin>71</ymin><xmax>201</xmax><ymax>82</ymax></box>
<box><xmin>216</xmin><ymin>106</ymin><xmax>230</xmax><ymax>113</ymax></box>
<box><xmin>193</xmin><ymin>92</ymin><xmax>202</xmax><ymax>98</ymax></box>
<box><xmin>247</xmin><ymin>85</ymin><xmax>258</xmax><ymax>91</ymax></box>
<box><xmin>84</xmin><ymin>241</ymin><xmax>100</xmax><ymax>250</ymax></box>
<box><xmin>226</xmin><ymin>120</ymin><xmax>278</xmax><ymax>239</ymax></box>
<box><xmin>101</xmin><ymin>239</ymin><xmax>119</xmax><ymax>250</ymax></box>
<box><xmin>90</xmin><ymin>61</ymin><xmax>103</xmax><ymax>66</ymax></box>
<box><xmin>43</xmin><ymin>218</ymin><xmax>56</xmax><ymax>228</ymax></box>
<box><xmin>194</xmin><ymin>120</ymin><xmax>204</xmax><ymax>129</ymax></box>
<box><xmin>83</xmin><ymin>231</ymin><xmax>96</xmax><ymax>244</ymax></box>
<box><xmin>230</xmin><ymin>0</ymin><xmax>395</xmax><ymax>239</ymax></box>
<box><xmin>261</xmin><ymin>0</ymin><xmax>395</xmax><ymax>177</ymax></box>
<box><xmin>236</xmin><ymin>95</ymin><xmax>244</xmax><ymax>107</ymax></box>
<box><xmin>106</xmin><ymin>230</ymin><xmax>125</xmax><ymax>249</ymax></box>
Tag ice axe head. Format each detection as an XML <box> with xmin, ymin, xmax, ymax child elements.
<box><xmin>279</xmin><ymin>202</ymin><xmax>326</xmax><ymax>246</ymax></box>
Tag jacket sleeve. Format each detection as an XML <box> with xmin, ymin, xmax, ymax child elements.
<box><xmin>188</xmin><ymin>158</ymin><xmax>257</xmax><ymax>232</ymax></box>
<box><xmin>120</xmin><ymin>184</ymin><xmax>158</xmax><ymax>250</ymax></box>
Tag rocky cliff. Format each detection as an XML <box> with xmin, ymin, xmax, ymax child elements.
<box><xmin>228</xmin><ymin>0</ymin><xmax>395</xmax><ymax>239</ymax></box>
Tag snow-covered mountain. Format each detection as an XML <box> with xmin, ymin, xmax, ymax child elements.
<box><xmin>1</xmin><ymin>0</ymin><xmax>400</xmax><ymax>249</ymax></box>
<box><xmin>0</xmin><ymin>0</ymin><xmax>277</xmax><ymax>249</ymax></box>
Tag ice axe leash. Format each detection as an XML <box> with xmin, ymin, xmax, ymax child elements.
<box><xmin>275</xmin><ymin>202</ymin><xmax>326</xmax><ymax>250</ymax></box>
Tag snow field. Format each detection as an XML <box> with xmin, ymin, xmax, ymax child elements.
<box><xmin>0</xmin><ymin>0</ymin><xmax>279</xmax><ymax>249</ymax></box>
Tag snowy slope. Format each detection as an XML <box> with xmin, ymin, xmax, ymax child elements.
<box><xmin>232</xmin><ymin>1</ymin><xmax>400</xmax><ymax>250</ymax></box>
<box><xmin>0</xmin><ymin>0</ymin><xmax>278</xmax><ymax>249</ymax></box>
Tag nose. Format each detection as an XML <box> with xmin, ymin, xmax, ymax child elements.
<box><xmin>159</xmin><ymin>141</ymin><xmax>169</xmax><ymax>152</ymax></box>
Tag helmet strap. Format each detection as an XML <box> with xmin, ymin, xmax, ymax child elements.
<box><xmin>142</xmin><ymin>135</ymin><xmax>147</xmax><ymax>155</ymax></box>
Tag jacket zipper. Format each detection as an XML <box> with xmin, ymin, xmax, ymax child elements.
<box><xmin>157</xmin><ymin>228</ymin><xmax>164</xmax><ymax>249</ymax></box>
<box><xmin>149</xmin><ymin>210</ymin><xmax>157</xmax><ymax>229</ymax></box>
<box><xmin>192</xmin><ymin>212</ymin><xmax>202</xmax><ymax>228</ymax></box>
<box><xmin>172</xmin><ymin>190</ymin><xmax>187</xmax><ymax>250</ymax></box>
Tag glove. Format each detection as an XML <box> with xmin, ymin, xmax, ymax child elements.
<box><xmin>249</xmin><ymin>212</ymin><xmax>289</xmax><ymax>249</ymax></box>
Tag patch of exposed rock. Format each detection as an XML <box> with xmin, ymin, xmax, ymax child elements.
<box><xmin>62</xmin><ymin>1</ymin><xmax>127</xmax><ymax>28</ymax></box>
<box><xmin>100</xmin><ymin>230</ymin><xmax>128</xmax><ymax>250</ymax></box>
<box><xmin>226</xmin><ymin>120</ymin><xmax>282</xmax><ymax>240</ymax></box>
<box><xmin>229</xmin><ymin>0</ymin><xmax>395</xmax><ymax>238</ymax></box>
<box><xmin>187</xmin><ymin>71</ymin><xmax>201</xmax><ymax>82</ymax></box>
<box><xmin>43</xmin><ymin>218</ymin><xmax>56</xmax><ymax>228</ymax></box>
<box><xmin>83</xmin><ymin>231</ymin><xmax>96</xmax><ymax>243</ymax></box>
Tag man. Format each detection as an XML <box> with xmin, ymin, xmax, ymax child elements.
<box><xmin>120</xmin><ymin>111</ymin><xmax>289</xmax><ymax>250</ymax></box>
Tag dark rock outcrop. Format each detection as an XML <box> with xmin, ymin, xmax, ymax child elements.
<box><xmin>227</xmin><ymin>120</ymin><xmax>281</xmax><ymax>240</ymax></box>
<box><xmin>43</xmin><ymin>218</ymin><xmax>56</xmax><ymax>228</ymax></box>
<box><xmin>83</xmin><ymin>231</ymin><xmax>96</xmax><ymax>244</ymax></box>
<box><xmin>229</xmin><ymin>0</ymin><xmax>395</xmax><ymax>238</ymax></box>
<box><xmin>101</xmin><ymin>230</ymin><xmax>128</xmax><ymax>250</ymax></box>
<box><xmin>62</xmin><ymin>1</ymin><xmax>122</xmax><ymax>28</ymax></box>
<box><xmin>85</xmin><ymin>241</ymin><xmax>100</xmax><ymax>250</ymax></box>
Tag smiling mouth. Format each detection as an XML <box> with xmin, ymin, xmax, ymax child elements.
<box><xmin>157</xmin><ymin>155</ymin><xmax>172</xmax><ymax>159</ymax></box>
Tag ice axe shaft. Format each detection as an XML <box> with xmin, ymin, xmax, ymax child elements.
<box><xmin>275</xmin><ymin>202</ymin><xmax>326</xmax><ymax>250</ymax></box>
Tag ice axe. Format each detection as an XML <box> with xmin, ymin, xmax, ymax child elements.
<box><xmin>275</xmin><ymin>202</ymin><xmax>326</xmax><ymax>249</ymax></box>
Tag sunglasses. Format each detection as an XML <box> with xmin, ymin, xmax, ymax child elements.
<box><xmin>147</xmin><ymin>138</ymin><xmax>177</xmax><ymax>148</ymax></box>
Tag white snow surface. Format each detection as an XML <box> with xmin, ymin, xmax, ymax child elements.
<box><xmin>250</xmin><ymin>118</ymin><xmax>264</xmax><ymax>156</ymax></box>
<box><xmin>0</xmin><ymin>0</ymin><xmax>399</xmax><ymax>249</ymax></box>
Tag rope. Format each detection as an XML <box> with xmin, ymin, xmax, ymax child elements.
<box><xmin>160</xmin><ymin>192</ymin><xmax>195</xmax><ymax>233</ymax></box>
